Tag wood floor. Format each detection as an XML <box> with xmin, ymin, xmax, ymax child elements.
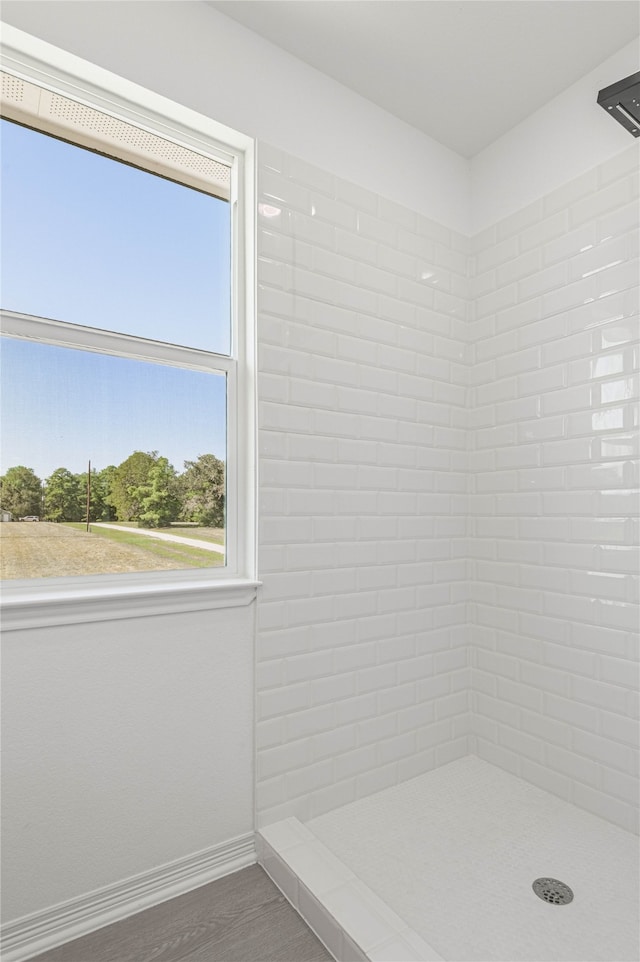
<box><xmin>28</xmin><ymin>865</ymin><xmax>334</xmax><ymax>962</ymax></box>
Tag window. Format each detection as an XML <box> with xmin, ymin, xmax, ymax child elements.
<box><xmin>0</xmin><ymin>26</ymin><xmax>256</xmax><ymax>616</ymax></box>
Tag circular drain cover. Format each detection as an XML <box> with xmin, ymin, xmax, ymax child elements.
<box><xmin>532</xmin><ymin>878</ymin><xmax>574</xmax><ymax>905</ymax></box>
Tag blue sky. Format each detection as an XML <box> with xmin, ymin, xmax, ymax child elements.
<box><xmin>0</xmin><ymin>339</ymin><xmax>227</xmax><ymax>479</ymax></box>
<box><xmin>0</xmin><ymin>119</ymin><xmax>230</xmax><ymax>478</ymax></box>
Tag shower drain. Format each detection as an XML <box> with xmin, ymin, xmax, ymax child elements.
<box><xmin>532</xmin><ymin>878</ymin><xmax>574</xmax><ymax>905</ymax></box>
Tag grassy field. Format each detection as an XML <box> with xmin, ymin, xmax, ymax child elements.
<box><xmin>0</xmin><ymin>522</ymin><xmax>224</xmax><ymax>580</ymax></box>
<box><xmin>87</xmin><ymin>522</ymin><xmax>225</xmax><ymax>545</ymax></box>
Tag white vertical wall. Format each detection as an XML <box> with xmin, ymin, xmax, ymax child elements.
<box><xmin>1</xmin><ymin>606</ymin><xmax>255</xmax><ymax>923</ymax></box>
<box><xmin>468</xmin><ymin>142</ymin><xmax>640</xmax><ymax>834</ymax></box>
<box><xmin>255</xmin><ymin>144</ymin><xmax>472</xmax><ymax>825</ymax></box>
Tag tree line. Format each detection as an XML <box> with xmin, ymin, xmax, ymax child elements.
<box><xmin>0</xmin><ymin>451</ymin><xmax>225</xmax><ymax>528</ymax></box>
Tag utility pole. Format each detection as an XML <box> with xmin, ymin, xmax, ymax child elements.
<box><xmin>86</xmin><ymin>460</ymin><xmax>91</xmax><ymax>532</ymax></box>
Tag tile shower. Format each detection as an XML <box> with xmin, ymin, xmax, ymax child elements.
<box><xmin>255</xmin><ymin>140</ymin><xmax>639</xmax><ymax>960</ymax></box>
<box><xmin>257</xmin><ymin>145</ymin><xmax>472</xmax><ymax>826</ymax></box>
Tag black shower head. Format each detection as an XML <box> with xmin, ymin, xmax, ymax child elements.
<box><xmin>597</xmin><ymin>71</ymin><xmax>640</xmax><ymax>137</ymax></box>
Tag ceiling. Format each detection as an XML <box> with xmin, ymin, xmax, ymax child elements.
<box><xmin>208</xmin><ymin>1</ymin><xmax>639</xmax><ymax>157</ymax></box>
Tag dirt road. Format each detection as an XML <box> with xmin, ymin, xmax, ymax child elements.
<box><xmin>90</xmin><ymin>523</ymin><xmax>225</xmax><ymax>554</ymax></box>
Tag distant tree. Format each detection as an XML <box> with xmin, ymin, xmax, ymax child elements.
<box><xmin>44</xmin><ymin>468</ymin><xmax>82</xmax><ymax>522</ymax></box>
<box><xmin>134</xmin><ymin>457</ymin><xmax>179</xmax><ymax>528</ymax></box>
<box><xmin>93</xmin><ymin>466</ymin><xmax>117</xmax><ymax>521</ymax></box>
<box><xmin>107</xmin><ymin>451</ymin><xmax>158</xmax><ymax>521</ymax></box>
<box><xmin>179</xmin><ymin>454</ymin><xmax>225</xmax><ymax>527</ymax></box>
<box><xmin>76</xmin><ymin>466</ymin><xmax>114</xmax><ymax>522</ymax></box>
<box><xmin>0</xmin><ymin>465</ymin><xmax>42</xmax><ymax>518</ymax></box>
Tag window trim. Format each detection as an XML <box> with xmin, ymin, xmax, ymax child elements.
<box><xmin>0</xmin><ymin>24</ymin><xmax>258</xmax><ymax>624</ymax></box>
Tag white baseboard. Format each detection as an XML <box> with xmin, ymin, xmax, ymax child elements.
<box><xmin>1</xmin><ymin>832</ymin><xmax>256</xmax><ymax>962</ymax></box>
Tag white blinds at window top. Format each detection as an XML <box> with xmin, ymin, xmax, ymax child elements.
<box><xmin>0</xmin><ymin>70</ymin><xmax>231</xmax><ymax>201</ymax></box>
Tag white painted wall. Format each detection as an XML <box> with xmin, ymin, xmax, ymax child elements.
<box><xmin>471</xmin><ymin>39</ymin><xmax>640</xmax><ymax>234</ymax></box>
<box><xmin>0</xmin><ymin>0</ymin><xmax>470</xmax><ymax>234</ymax></box>
<box><xmin>1</xmin><ymin>606</ymin><xmax>255</xmax><ymax>922</ymax></box>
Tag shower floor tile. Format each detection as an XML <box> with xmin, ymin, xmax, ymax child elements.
<box><xmin>305</xmin><ymin>755</ymin><xmax>639</xmax><ymax>962</ymax></box>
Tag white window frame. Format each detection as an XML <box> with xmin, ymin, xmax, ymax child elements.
<box><xmin>0</xmin><ymin>25</ymin><xmax>258</xmax><ymax>629</ymax></box>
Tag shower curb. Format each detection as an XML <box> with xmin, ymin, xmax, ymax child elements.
<box><xmin>258</xmin><ymin>817</ymin><xmax>444</xmax><ymax>962</ymax></box>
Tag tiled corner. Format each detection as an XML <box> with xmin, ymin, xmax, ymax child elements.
<box><xmin>255</xmin><ymin>139</ymin><xmax>639</xmax><ymax>839</ymax></box>
<box><xmin>259</xmin><ymin>818</ymin><xmax>443</xmax><ymax>962</ymax></box>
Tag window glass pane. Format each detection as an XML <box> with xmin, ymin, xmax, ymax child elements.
<box><xmin>0</xmin><ymin>119</ymin><xmax>231</xmax><ymax>354</ymax></box>
<box><xmin>0</xmin><ymin>338</ymin><xmax>226</xmax><ymax>579</ymax></box>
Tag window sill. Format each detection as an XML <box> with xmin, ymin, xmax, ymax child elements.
<box><xmin>1</xmin><ymin>573</ymin><xmax>261</xmax><ymax>631</ymax></box>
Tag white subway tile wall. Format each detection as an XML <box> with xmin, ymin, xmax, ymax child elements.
<box><xmin>256</xmin><ymin>144</ymin><xmax>471</xmax><ymax>825</ymax></box>
<box><xmin>469</xmin><ymin>142</ymin><xmax>639</xmax><ymax>834</ymax></box>
<box><xmin>256</xmin><ymin>140</ymin><xmax>639</xmax><ymax>834</ymax></box>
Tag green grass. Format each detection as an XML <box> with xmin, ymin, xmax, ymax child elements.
<box><xmin>62</xmin><ymin>523</ymin><xmax>224</xmax><ymax>568</ymax></box>
<box><xmin>88</xmin><ymin>522</ymin><xmax>225</xmax><ymax>546</ymax></box>
<box><xmin>158</xmin><ymin>524</ymin><xmax>225</xmax><ymax>545</ymax></box>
